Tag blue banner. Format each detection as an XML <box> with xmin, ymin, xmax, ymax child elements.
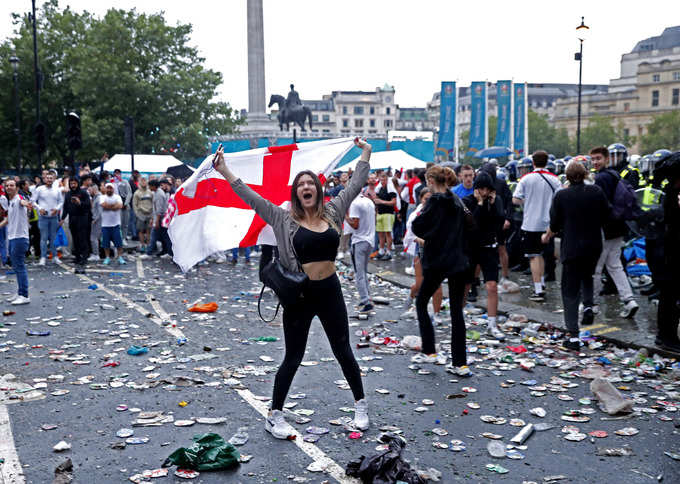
<box><xmin>438</xmin><ymin>82</ymin><xmax>456</xmax><ymax>153</ymax></box>
<box><xmin>495</xmin><ymin>80</ymin><xmax>512</xmax><ymax>148</ymax></box>
<box><xmin>513</xmin><ymin>83</ymin><xmax>526</xmax><ymax>156</ymax></box>
<box><xmin>468</xmin><ymin>81</ymin><xmax>486</xmax><ymax>154</ymax></box>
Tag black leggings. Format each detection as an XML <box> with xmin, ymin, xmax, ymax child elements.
<box><xmin>272</xmin><ymin>273</ymin><xmax>364</xmax><ymax>410</ymax></box>
<box><xmin>416</xmin><ymin>268</ymin><xmax>467</xmax><ymax>365</ymax></box>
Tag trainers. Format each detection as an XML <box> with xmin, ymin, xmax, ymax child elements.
<box><xmin>581</xmin><ymin>307</ymin><xmax>594</xmax><ymax>326</ymax></box>
<box><xmin>405</xmin><ymin>266</ymin><xmax>415</xmax><ymax>276</ymax></box>
<box><xmin>215</xmin><ymin>255</ymin><xmax>226</xmax><ymax>264</ymax></box>
<box><xmin>467</xmin><ymin>285</ymin><xmax>478</xmax><ymax>303</ymax></box>
<box><xmin>411</xmin><ymin>353</ymin><xmax>446</xmax><ymax>364</ymax></box>
<box><xmin>358</xmin><ymin>303</ymin><xmax>374</xmax><ymax>313</ymax></box>
<box><xmin>88</xmin><ymin>254</ymin><xmax>100</xmax><ymax>262</ymax></box>
<box><xmin>381</xmin><ymin>252</ymin><xmax>392</xmax><ymax>261</ymax></box>
<box><xmin>592</xmin><ymin>304</ymin><xmax>600</xmax><ymax>315</ymax></box>
<box><xmin>102</xmin><ymin>257</ymin><xmax>111</xmax><ymax>265</ymax></box>
<box><xmin>353</xmin><ymin>399</ymin><xmax>369</xmax><ymax>430</ymax></box>
<box><xmin>432</xmin><ymin>312</ymin><xmax>443</xmax><ymax>325</ymax></box>
<box><xmin>10</xmin><ymin>295</ymin><xmax>30</xmax><ymax>305</ymax></box>
<box><xmin>528</xmin><ymin>292</ymin><xmax>546</xmax><ymax>302</ymax></box>
<box><xmin>564</xmin><ymin>337</ymin><xmax>580</xmax><ymax>351</ymax></box>
<box><xmin>336</xmin><ymin>251</ymin><xmax>345</xmax><ymax>260</ymax></box>
<box><xmin>446</xmin><ymin>364</ymin><xmax>472</xmax><ymax>377</ymax></box>
<box><xmin>488</xmin><ymin>325</ymin><xmax>505</xmax><ymax>341</ymax></box>
<box><xmin>139</xmin><ymin>254</ymin><xmax>151</xmax><ymax>260</ymax></box>
<box><xmin>118</xmin><ymin>256</ymin><xmax>126</xmax><ymax>265</ymax></box>
<box><xmin>38</xmin><ymin>257</ymin><xmax>46</xmax><ymax>266</ymax></box>
<box><xmin>265</xmin><ymin>410</ymin><xmax>296</xmax><ymax>440</ymax></box>
<box><xmin>620</xmin><ymin>300</ymin><xmax>639</xmax><ymax>319</ymax></box>
<box><xmin>54</xmin><ymin>257</ymin><xmax>62</xmax><ymax>264</ymax></box>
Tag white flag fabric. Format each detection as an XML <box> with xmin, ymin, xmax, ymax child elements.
<box><xmin>167</xmin><ymin>138</ymin><xmax>354</xmax><ymax>271</ymax></box>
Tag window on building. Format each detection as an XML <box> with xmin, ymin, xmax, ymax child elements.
<box><xmin>368</xmin><ymin>129</ymin><xmax>377</xmax><ymax>134</ymax></box>
<box><xmin>386</xmin><ymin>107</ymin><xmax>391</xmax><ymax>115</ymax></box>
<box><xmin>312</xmin><ymin>115</ymin><xmax>318</xmax><ymax>122</ymax></box>
<box><xmin>353</xmin><ymin>106</ymin><xmax>364</xmax><ymax>115</ymax></box>
<box><xmin>322</xmin><ymin>115</ymin><xmax>330</xmax><ymax>122</ymax></box>
<box><xmin>624</xmin><ymin>102</ymin><xmax>630</xmax><ymax>112</ymax></box>
<box><xmin>384</xmin><ymin>119</ymin><xmax>392</xmax><ymax>128</ymax></box>
<box><xmin>322</xmin><ymin>129</ymin><xmax>330</xmax><ymax>133</ymax></box>
<box><xmin>674</xmin><ymin>71</ymin><xmax>680</xmax><ymax>81</ymax></box>
<box><xmin>623</xmin><ymin>128</ymin><xmax>630</xmax><ymax>138</ymax></box>
<box><xmin>369</xmin><ymin>106</ymin><xmax>375</xmax><ymax>115</ymax></box>
<box><xmin>652</xmin><ymin>74</ymin><xmax>661</xmax><ymax>82</ymax></box>
<box><xmin>673</xmin><ymin>88</ymin><xmax>679</xmax><ymax>106</ymax></box>
<box><xmin>342</xmin><ymin>118</ymin><xmax>349</xmax><ymax>128</ymax></box>
<box><xmin>369</xmin><ymin>119</ymin><xmax>375</xmax><ymax>127</ymax></box>
<box><xmin>354</xmin><ymin>119</ymin><xmax>363</xmax><ymax>128</ymax></box>
<box><xmin>342</xmin><ymin>106</ymin><xmax>348</xmax><ymax>115</ymax></box>
<box><xmin>652</xmin><ymin>90</ymin><xmax>659</xmax><ymax>107</ymax></box>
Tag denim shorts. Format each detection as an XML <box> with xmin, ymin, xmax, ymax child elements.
<box><xmin>102</xmin><ymin>226</ymin><xmax>123</xmax><ymax>249</ymax></box>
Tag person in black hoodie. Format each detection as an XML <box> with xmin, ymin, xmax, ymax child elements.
<box><xmin>61</xmin><ymin>177</ymin><xmax>91</xmax><ymax>273</ymax></box>
<box><xmin>479</xmin><ymin>163</ymin><xmax>514</xmax><ymax>281</ymax></box>
<box><xmin>542</xmin><ymin>161</ymin><xmax>609</xmax><ymax>351</ymax></box>
<box><xmin>462</xmin><ymin>172</ymin><xmax>506</xmax><ymax>341</ymax></box>
<box><xmin>412</xmin><ymin>165</ymin><xmax>473</xmax><ymax>376</ymax></box>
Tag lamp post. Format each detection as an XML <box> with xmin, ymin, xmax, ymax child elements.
<box><xmin>575</xmin><ymin>16</ymin><xmax>589</xmax><ymax>154</ymax></box>
<box><xmin>9</xmin><ymin>54</ymin><xmax>21</xmax><ymax>173</ymax></box>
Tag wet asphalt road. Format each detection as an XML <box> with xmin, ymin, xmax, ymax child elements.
<box><xmin>0</xmin><ymin>252</ymin><xmax>679</xmax><ymax>484</ymax></box>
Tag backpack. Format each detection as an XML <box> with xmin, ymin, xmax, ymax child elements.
<box><xmin>609</xmin><ymin>170</ymin><xmax>641</xmax><ymax>221</ymax></box>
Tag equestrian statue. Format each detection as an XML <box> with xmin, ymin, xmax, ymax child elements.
<box><xmin>268</xmin><ymin>84</ymin><xmax>313</xmax><ymax>132</ymax></box>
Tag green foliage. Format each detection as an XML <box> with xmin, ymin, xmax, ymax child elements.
<box><xmin>575</xmin><ymin>115</ymin><xmax>617</xmax><ymax>153</ymax></box>
<box><xmin>639</xmin><ymin>110</ymin><xmax>680</xmax><ymax>154</ymax></box>
<box><xmin>0</xmin><ymin>0</ymin><xmax>241</xmax><ymax>171</ymax></box>
<box><xmin>527</xmin><ymin>110</ymin><xmax>570</xmax><ymax>157</ymax></box>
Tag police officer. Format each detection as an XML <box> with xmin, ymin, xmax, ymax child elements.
<box><xmin>608</xmin><ymin>143</ymin><xmax>640</xmax><ymax>189</ymax></box>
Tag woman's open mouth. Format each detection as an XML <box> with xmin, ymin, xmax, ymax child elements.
<box><xmin>303</xmin><ymin>193</ymin><xmax>313</xmax><ymax>200</ymax></box>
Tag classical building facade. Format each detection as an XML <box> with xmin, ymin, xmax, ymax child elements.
<box><xmin>396</xmin><ymin>107</ymin><xmax>434</xmax><ymax>131</ymax></box>
<box><xmin>554</xmin><ymin>26</ymin><xmax>680</xmax><ymax>153</ymax></box>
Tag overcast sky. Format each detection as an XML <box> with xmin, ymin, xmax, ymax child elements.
<box><xmin>1</xmin><ymin>1</ymin><xmax>676</xmax><ymax>112</ymax></box>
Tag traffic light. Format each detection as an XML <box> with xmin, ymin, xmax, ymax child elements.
<box><xmin>66</xmin><ymin>112</ymin><xmax>82</xmax><ymax>151</ymax></box>
<box><xmin>34</xmin><ymin>121</ymin><xmax>47</xmax><ymax>154</ymax></box>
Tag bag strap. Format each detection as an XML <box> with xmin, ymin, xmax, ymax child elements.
<box><xmin>257</xmin><ymin>284</ymin><xmax>280</xmax><ymax>323</ymax></box>
<box><xmin>536</xmin><ymin>172</ymin><xmax>556</xmax><ymax>193</ymax></box>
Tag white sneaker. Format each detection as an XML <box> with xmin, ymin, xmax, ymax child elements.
<box><xmin>336</xmin><ymin>251</ymin><xmax>345</xmax><ymax>260</ymax></box>
<box><xmin>10</xmin><ymin>295</ymin><xmax>30</xmax><ymax>305</ymax></box>
<box><xmin>403</xmin><ymin>296</ymin><xmax>413</xmax><ymax>309</ymax></box>
<box><xmin>54</xmin><ymin>257</ymin><xmax>62</xmax><ymax>264</ymax></box>
<box><xmin>215</xmin><ymin>255</ymin><xmax>226</xmax><ymax>264</ymax></box>
<box><xmin>265</xmin><ymin>410</ymin><xmax>296</xmax><ymax>440</ymax></box>
<box><xmin>488</xmin><ymin>324</ymin><xmax>505</xmax><ymax>341</ymax></box>
<box><xmin>432</xmin><ymin>312</ymin><xmax>443</xmax><ymax>325</ymax></box>
<box><xmin>88</xmin><ymin>254</ymin><xmax>99</xmax><ymax>262</ymax></box>
<box><xmin>6</xmin><ymin>295</ymin><xmax>19</xmax><ymax>302</ymax></box>
<box><xmin>404</xmin><ymin>266</ymin><xmax>415</xmax><ymax>276</ymax></box>
<box><xmin>38</xmin><ymin>257</ymin><xmax>46</xmax><ymax>266</ymax></box>
<box><xmin>446</xmin><ymin>364</ymin><xmax>472</xmax><ymax>377</ymax></box>
<box><xmin>353</xmin><ymin>399</ymin><xmax>369</xmax><ymax>430</ymax></box>
<box><xmin>620</xmin><ymin>300</ymin><xmax>639</xmax><ymax>319</ymax></box>
<box><xmin>592</xmin><ymin>305</ymin><xmax>600</xmax><ymax>315</ymax></box>
<box><xmin>139</xmin><ymin>254</ymin><xmax>151</xmax><ymax>260</ymax></box>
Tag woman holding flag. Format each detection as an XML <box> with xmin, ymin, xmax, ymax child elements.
<box><xmin>213</xmin><ymin>138</ymin><xmax>371</xmax><ymax>440</ymax></box>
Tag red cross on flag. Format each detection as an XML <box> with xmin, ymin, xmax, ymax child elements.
<box><xmin>168</xmin><ymin>138</ymin><xmax>355</xmax><ymax>271</ymax></box>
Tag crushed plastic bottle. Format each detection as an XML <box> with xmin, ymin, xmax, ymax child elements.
<box><xmin>228</xmin><ymin>427</ymin><xmax>249</xmax><ymax>446</ymax></box>
<box><xmin>590</xmin><ymin>378</ymin><xmax>634</xmax><ymax>415</ymax></box>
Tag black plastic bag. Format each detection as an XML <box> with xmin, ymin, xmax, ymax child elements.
<box><xmin>346</xmin><ymin>433</ymin><xmax>426</xmax><ymax>484</ymax></box>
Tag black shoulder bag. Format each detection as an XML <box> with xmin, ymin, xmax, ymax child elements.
<box><xmin>257</xmin><ymin>257</ymin><xmax>308</xmax><ymax>322</ymax></box>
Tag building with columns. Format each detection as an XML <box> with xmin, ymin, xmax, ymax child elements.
<box><xmin>554</xmin><ymin>26</ymin><xmax>680</xmax><ymax>153</ymax></box>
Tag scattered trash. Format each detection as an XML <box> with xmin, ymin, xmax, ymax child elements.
<box><xmin>53</xmin><ymin>458</ymin><xmax>73</xmax><ymax>484</ymax></box>
<box><xmin>487</xmin><ymin>441</ymin><xmax>506</xmax><ymax>458</ymax></box>
<box><xmin>163</xmin><ymin>433</ymin><xmax>240</xmax><ymax>471</ymax></box>
<box><xmin>596</xmin><ymin>446</ymin><xmax>635</xmax><ymax>456</ymax></box>
<box><xmin>126</xmin><ymin>346</ymin><xmax>149</xmax><ymax>356</ymax></box>
<box><xmin>590</xmin><ymin>378</ymin><xmax>634</xmax><ymax>415</ymax></box>
<box><xmin>53</xmin><ymin>441</ymin><xmax>71</xmax><ymax>452</ymax></box>
<box><xmin>346</xmin><ymin>433</ymin><xmax>426</xmax><ymax>484</ymax></box>
<box><xmin>486</xmin><ymin>463</ymin><xmax>509</xmax><ymax>474</ymax></box>
<box><xmin>228</xmin><ymin>427</ymin><xmax>249</xmax><ymax>446</ymax></box>
<box><xmin>510</xmin><ymin>424</ymin><xmax>534</xmax><ymax>444</ymax></box>
<box><xmin>188</xmin><ymin>302</ymin><xmax>219</xmax><ymax>313</ymax></box>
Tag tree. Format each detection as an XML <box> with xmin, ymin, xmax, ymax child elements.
<box><xmin>639</xmin><ymin>111</ymin><xmax>680</xmax><ymax>154</ymax></box>
<box><xmin>0</xmin><ymin>0</ymin><xmax>241</xmax><ymax>171</ymax></box>
<box><xmin>527</xmin><ymin>110</ymin><xmax>570</xmax><ymax>157</ymax></box>
<box><xmin>575</xmin><ymin>115</ymin><xmax>617</xmax><ymax>154</ymax></box>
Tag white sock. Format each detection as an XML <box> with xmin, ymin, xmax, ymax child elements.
<box><xmin>488</xmin><ymin>316</ymin><xmax>497</xmax><ymax>327</ymax></box>
<box><xmin>534</xmin><ymin>282</ymin><xmax>543</xmax><ymax>293</ymax></box>
<box><xmin>540</xmin><ymin>276</ymin><xmax>545</xmax><ymax>285</ymax></box>
<box><xmin>379</xmin><ymin>248</ymin><xmax>385</xmax><ymax>255</ymax></box>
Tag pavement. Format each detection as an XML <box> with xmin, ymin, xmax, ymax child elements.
<box><xmin>349</xmin><ymin>249</ymin><xmax>679</xmax><ymax>360</ymax></box>
<box><xmin>0</xmin><ymin>249</ymin><xmax>678</xmax><ymax>484</ymax></box>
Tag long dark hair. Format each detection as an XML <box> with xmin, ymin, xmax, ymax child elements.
<box><xmin>290</xmin><ymin>170</ymin><xmax>338</xmax><ymax>232</ymax></box>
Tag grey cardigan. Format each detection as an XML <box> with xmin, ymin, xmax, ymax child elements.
<box><xmin>230</xmin><ymin>160</ymin><xmax>370</xmax><ymax>273</ymax></box>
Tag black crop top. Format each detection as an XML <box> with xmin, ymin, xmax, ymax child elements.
<box><xmin>293</xmin><ymin>225</ymin><xmax>340</xmax><ymax>264</ymax></box>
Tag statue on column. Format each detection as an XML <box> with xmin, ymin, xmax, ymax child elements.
<box><xmin>268</xmin><ymin>83</ymin><xmax>313</xmax><ymax>132</ymax></box>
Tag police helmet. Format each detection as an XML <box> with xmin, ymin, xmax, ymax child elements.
<box><xmin>505</xmin><ymin>160</ymin><xmax>518</xmax><ymax>181</ymax></box>
<box><xmin>554</xmin><ymin>159</ymin><xmax>565</xmax><ymax>175</ymax></box>
<box><xmin>628</xmin><ymin>154</ymin><xmax>641</xmax><ymax>169</ymax></box>
<box><xmin>607</xmin><ymin>143</ymin><xmax>628</xmax><ymax>165</ymax></box>
<box><xmin>517</xmin><ymin>156</ymin><xmax>533</xmax><ymax>177</ymax></box>
<box><xmin>546</xmin><ymin>161</ymin><xmax>557</xmax><ymax>174</ymax></box>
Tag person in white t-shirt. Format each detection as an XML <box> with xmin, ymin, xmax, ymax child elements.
<box><xmin>346</xmin><ymin>186</ymin><xmax>376</xmax><ymax>312</ymax></box>
<box><xmin>0</xmin><ymin>179</ymin><xmax>32</xmax><ymax>304</ymax></box>
<box><xmin>100</xmin><ymin>183</ymin><xmax>126</xmax><ymax>265</ymax></box>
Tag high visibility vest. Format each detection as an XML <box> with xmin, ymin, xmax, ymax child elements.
<box><xmin>641</xmin><ymin>187</ymin><xmax>661</xmax><ymax>209</ymax></box>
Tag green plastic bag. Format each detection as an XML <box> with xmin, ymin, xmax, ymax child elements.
<box><xmin>163</xmin><ymin>433</ymin><xmax>240</xmax><ymax>471</ymax></box>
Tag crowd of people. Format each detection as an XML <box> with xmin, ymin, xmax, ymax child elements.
<box><xmin>0</xmin><ymin>165</ymin><xmax>186</xmax><ymax>304</ymax></box>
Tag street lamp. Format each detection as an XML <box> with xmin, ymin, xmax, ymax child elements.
<box><xmin>575</xmin><ymin>16</ymin><xmax>589</xmax><ymax>154</ymax></box>
<box><xmin>9</xmin><ymin>54</ymin><xmax>21</xmax><ymax>173</ymax></box>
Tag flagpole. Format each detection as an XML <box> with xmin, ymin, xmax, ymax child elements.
<box><xmin>524</xmin><ymin>82</ymin><xmax>529</xmax><ymax>155</ymax></box>
<box><xmin>509</xmin><ymin>80</ymin><xmax>514</xmax><ymax>159</ymax></box>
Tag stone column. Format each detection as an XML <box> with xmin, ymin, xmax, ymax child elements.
<box><xmin>247</xmin><ymin>0</ymin><xmax>266</xmax><ymax>116</ymax></box>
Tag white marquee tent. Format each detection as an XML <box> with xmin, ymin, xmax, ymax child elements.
<box><xmin>97</xmin><ymin>154</ymin><xmax>183</xmax><ymax>175</ymax></box>
<box><xmin>341</xmin><ymin>149</ymin><xmax>427</xmax><ymax>172</ymax></box>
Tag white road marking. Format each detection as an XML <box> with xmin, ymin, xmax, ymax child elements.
<box><xmin>236</xmin><ymin>389</ymin><xmax>359</xmax><ymax>484</ymax></box>
<box><xmin>146</xmin><ymin>294</ymin><xmax>171</xmax><ymax>322</ymax></box>
<box><xmin>55</xmin><ymin>262</ymin><xmax>131</xmax><ymax>274</ymax></box>
<box><xmin>136</xmin><ymin>258</ymin><xmax>145</xmax><ymax>279</ymax></box>
<box><xmin>57</xmin><ymin>262</ymin><xmax>185</xmax><ymax>340</ymax></box>
<box><xmin>0</xmin><ymin>404</ymin><xmax>25</xmax><ymax>484</ymax></box>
